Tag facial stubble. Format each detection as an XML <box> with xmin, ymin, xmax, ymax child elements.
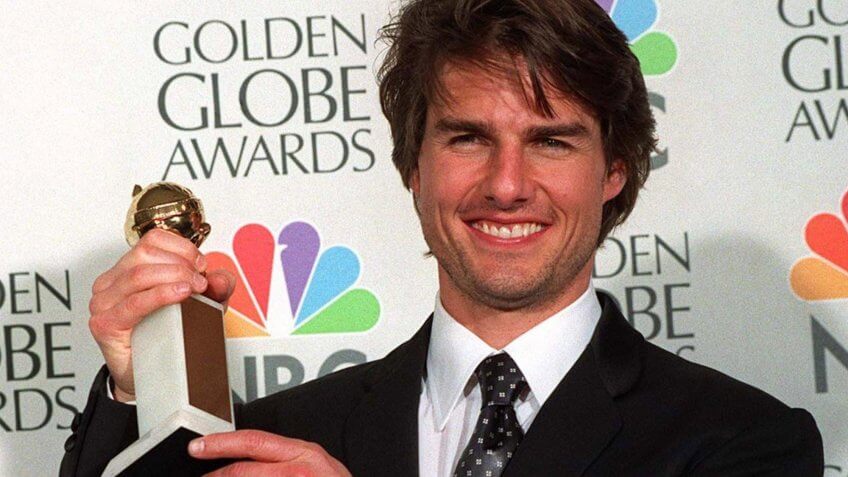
<box><xmin>423</xmin><ymin>214</ymin><xmax>598</xmax><ymax>313</ymax></box>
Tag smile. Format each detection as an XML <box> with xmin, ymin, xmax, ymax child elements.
<box><xmin>470</xmin><ymin>221</ymin><xmax>546</xmax><ymax>239</ymax></box>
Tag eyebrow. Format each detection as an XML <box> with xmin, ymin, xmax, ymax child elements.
<box><xmin>526</xmin><ymin>123</ymin><xmax>591</xmax><ymax>139</ymax></box>
<box><xmin>433</xmin><ymin>117</ymin><xmax>591</xmax><ymax>140</ymax></box>
<box><xmin>433</xmin><ymin>118</ymin><xmax>494</xmax><ymax>136</ymax></box>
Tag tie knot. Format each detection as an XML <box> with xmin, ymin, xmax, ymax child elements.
<box><xmin>476</xmin><ymin>352</ymin><xmax>527</xmax><ymax>408</ymax></box>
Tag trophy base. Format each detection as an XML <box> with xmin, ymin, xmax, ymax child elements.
<box><xmin>102</xmin><ymin>409</ymin><xmax>234</xmax><ymax>477</ymax></box>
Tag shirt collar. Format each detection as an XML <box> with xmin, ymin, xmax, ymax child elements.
<box><xmin>425</xmin><ymin>283</ymin><xmax>602</xmax><ymax>431</ymax></box>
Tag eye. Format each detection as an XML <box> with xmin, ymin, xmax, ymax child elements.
<box><xmin>449</xmin><ymin>134</ymin><xmax>480</xmax><ymax>145</ymax></box>
<box><xmin>538</xmin><ymin>137</ymin><xmax>570</xmax><ymax>149</ymax></box>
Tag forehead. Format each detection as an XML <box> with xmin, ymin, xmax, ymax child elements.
<box><xmin>428</xmin><ymin>59</ymin><xmax>598</xmax><ymax>129</ymax></box>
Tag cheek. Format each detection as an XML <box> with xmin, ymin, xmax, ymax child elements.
<box><xmin>420</xmin><ymin>158</ymin><xmax>475</xmax><ymax>209</ymax></box>
<box><xmin>540</xmin><ymin>167</ymin><xmax>602</xmax><ymax>204</ymax></box>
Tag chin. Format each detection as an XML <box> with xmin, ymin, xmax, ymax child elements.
<box><xmin>463</xmin><ymin>273</ymin><xmax>557</xmax><ymax>310</ymax></box>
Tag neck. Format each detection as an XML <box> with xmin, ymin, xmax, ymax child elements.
<box><xmin>438</xmin><ymin>264</ymin><xmax>593</xmax><ymax>349</ymax></box>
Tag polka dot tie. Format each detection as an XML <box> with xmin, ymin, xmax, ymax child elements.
<box><xmin>453</xmin><ymin>352</ymin><xmax>528</xmax><ymax>477</ymax></box>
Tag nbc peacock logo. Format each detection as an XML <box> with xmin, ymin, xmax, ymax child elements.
<box><xmin>207</xmin><ymin>222</ymin><xmax>380</xmax><ymax>338</ymax></box>
<box><xmin>790</xmin><ymin>188</ymin><xmax>848</xmax><ymax>301</ymax></box>
<box><xmin>596</xmin><ymin>0</ymin><xmax>678</xmax><ymax>75</ymax></box>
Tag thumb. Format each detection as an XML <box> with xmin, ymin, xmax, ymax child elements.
<box><xmin>204</xmin><ymin>269</ymin><xmax>235</xmax><ymax>304</ymax></box>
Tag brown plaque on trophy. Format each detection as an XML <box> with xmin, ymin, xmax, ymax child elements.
<box><xmin>103</xmin><ymin>183</ymin><xmax>234</xmax><ymax>477</ymax></box>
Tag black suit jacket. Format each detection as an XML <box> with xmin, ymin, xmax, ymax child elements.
<box><xmin>61</xmin><ymin>293</ymin><xmax>824</xmax><ymax>476</ymax></box>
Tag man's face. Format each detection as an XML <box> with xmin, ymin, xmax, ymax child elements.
<box><xmin>411</xmin><ymin>61</ymin><xmax>625</xmax><ymax>312</ymax></box>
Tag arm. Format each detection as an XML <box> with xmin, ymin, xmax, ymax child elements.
<box><xmin>59</xmin><ymin>367</ymin><xmax>138</xmax><ymax>477</ymax></box>
<box><xmin>59</xmin><ymin>229</ymin><xmax>234</xmax><ymax>476</ymax></box>
<box><xmin>60</xmin><ymin>229</ymin><xmax>350</xmax><ymax>476</ymax></box>
<box><xmin>87</xmin><ymin>229</ymin><xmax>230</xmax><ymax>401</ymax></box>
<box><xmin>689</xmin><ymin>408</ymin><xmax>824</xmax><ymax>477</ymax></box>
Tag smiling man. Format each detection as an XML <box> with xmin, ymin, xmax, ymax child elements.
<box><xmin>411</xmin><ymin>60</ymin><xmax>625</xmax><ymax>349</ymax></box>
<box><xmin>62</xmin><ymin>0</ymin><xmax>823</xmax><ymax>476</ymax></box>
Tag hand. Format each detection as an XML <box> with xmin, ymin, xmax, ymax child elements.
<box><xmin>87</xmin><ymin>229</ymin><xmax>235</xmax><ymax>402</ymax></box>
<box><xmin>189</xmin><ymin>430</ymin><xmax>352</xmax><ymax>477</ymax></box>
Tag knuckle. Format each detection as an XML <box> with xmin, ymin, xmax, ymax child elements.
<box><xmin>91</xmin><ymin>273</ymin><xmax>110</xmax><ymax>294</ymax></box>
<box><xmin>179</xmin><ymin>265</ymin><xmax>196</xmax><ymax>282</ymax></box>
<box><xmin>88</xmin><ymin>313</ymin><xmax>114</xmax><ymax>342</ymax></box>
<box><xmin>124</xmin><ymin>293</ymin><xmax>145</xmax><ymax>316</ymax></box>
<box><xmin>141</xmin><ymin>228</ymin><xmax>165</xmax><ymax>243</ymax></box>
<box><xmin>241</xmin><ymin>430</ymin><xmax>267</xmax><ymax>450</ymax></box>
<box><xmin>88</xmin><ymin>314</ymin><xmax>103</xmax><ymax>337</ymax></box>
<box><xmin>127</xmin><ymin>265</ymin><xmax>147</xmax><ymax>287</ymax></box>
<box><xmin>302</xmin><ymin>442</ymin><xmax>324</xmax><ymax>456</ymax></box>
<box><xmin>89</xmin><ymin>293</ymin><xmax>110</xmax><ymax>315</ymax></box>
<box><xmin>300</xmin><ymin>442</ymin><xmax>333</xmax><ymax>467</ymax></box>
<box><xmin>88</xmin><ymin>295</ymin><xmax>101</xmax><ymax>315</ymax></box>
<box><xmin>157</xmin><ymin>283</ymin><xmax>178</xmax><ymax>303</ymax></box>
<box><xmin>132</xmin><ymin>242</ymin><xmax>153</xmax><ymax>261</ymax></box>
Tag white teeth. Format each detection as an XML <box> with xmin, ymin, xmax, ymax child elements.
<box><xmin>473</xmin><ymin>221</ymin><xmax>544</xmax><ymax>239</ymax></box>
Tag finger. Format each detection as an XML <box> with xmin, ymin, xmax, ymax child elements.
<box><xmin>91</xmin><ymin>264</ymin><xmax>207</xmax><ymax>314</ymax></box>
<box><xmin>137</xmin><ymin>228</ymin><xmax>203</xmax><ymax>266</ymax></box>
<box><xmin>94</xmin><ymin>282</ymin><xmax>194</xmax><ymax>334</ymax></box>
<box><xmin>189</xmin><ymin>430</ymin><xmax>313</xmax><ymax>463</ymax></box>
<box><xmin>96</xmin><ymin>245</ymin><xmax>199</xmax><ymax>294</ymax></box>
<box><xmin>204</xmin><ymin>269</ymin><xmax>235</xmax><ymax>303</ymax></box>
<box><xmin>121</xmin><ymin>234</ymin><xmax>202</xmax><ymax>272</ymax></box>
<box><xmin>203</xmin><ymin>461</ymin><xmax>315</xmax><ymax>477</ymax></box>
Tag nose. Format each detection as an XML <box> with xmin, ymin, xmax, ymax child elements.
<box><xmin>482</xmin><ymin>143</ymin><xmax>532</xmax><ymax>209</ymax></box>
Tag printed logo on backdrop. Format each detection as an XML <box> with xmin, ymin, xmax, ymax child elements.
<box><xmin>209</xmin><ymin>221</ymin><xmax>379</xmax><ymax>337</ymax></box>
<box><xmin>597</xmin><ymin>0</ymin><xmax>678</xmax><ymax>170</ymax></box>
<box><xmin>594</xmin><ymin>1</ymin><xmax>690</xmax><ymax>354</ymax></box>
<box><xmin>593</xmin><ymin>232</ymin><xmax>694</xmax><ymax>356</ymax></box>
<box><xmin>208</xmin><ymin>221</ymin><xmax>380</xmax><ymax>402</ymax></box>
<box><xmin>779</xmin><ymin>1</ymin><xmax>848</xmax><ymax>142</ymax></box>
<box><xmin>790</xmin><ymin>187</ymin><xmax>848</xmax><ymax>393</ymax></box>
<box><xmin>154</xmin><ymin>13</ymin><xmax>376</xmax><ymax>180</ymax></box>
<box><xmin>0</xmin><ymin>270</ymin><xmax>79</xmax><ymax>432</ymax></box>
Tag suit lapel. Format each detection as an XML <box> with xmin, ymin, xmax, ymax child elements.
<box><xmin>342</xmin><ymin>294</ymin><xmax>642</xmax><ymax>476</ymax></box>
<box><xmin>343</xmin><ymin>317</ymin><xmax>432</xmax><ymax>477</ymax></box>
<box><xmin>503</xmin><ymin>347</ymin><xmax>621</xmax><ymax>476</ymax></box>
<box><xmin>504</xmin><ymin>293</ymin><xmax>643</xmax><ymax>476</ymax></box>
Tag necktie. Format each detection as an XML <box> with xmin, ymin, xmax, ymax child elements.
<box><xmin>453</xmin><ymin>352</ymin><xmax>528</xmax><ymax>477</ymax></box>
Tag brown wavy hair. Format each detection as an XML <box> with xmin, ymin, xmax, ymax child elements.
<box><xmin>378</xmin><ymin>0</ymin><xmax>656</xmax><ymax>244</ymax></box>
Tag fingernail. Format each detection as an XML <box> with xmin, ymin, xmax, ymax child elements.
<box><xmin>195</xmin><ymin>254</ymin><xmax>207</xmax><ymax>272</ymax></box>
<box><xmin>174</xmin><ymin>282</ymin><xmax>190</xmax><ymax>294</ymax></box>
<box><xmin>193</xmin><ymin>273</ymin><xmax>207</xmax><ymax>289</ymax></box>
<box><xmin>188</xmin><ymin>438</ymin><xmax>204</xmax><ymax>455</ymax></box>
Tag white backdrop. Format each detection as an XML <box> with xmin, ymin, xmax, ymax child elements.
<box><xmin>1</xmin><ymin>1</ymin><xmax>846</xmax><ymax>475</ymax></box>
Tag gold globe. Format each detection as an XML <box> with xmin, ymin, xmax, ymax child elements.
<box><xmin>124</xmin><ymin>182</ymin><xmax>211</xmax><ymax>247</ymax></box>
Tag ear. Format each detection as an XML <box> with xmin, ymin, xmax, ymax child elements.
<box><xmin>602</xmin><ymin>159</ymin><xmax>626</xmax><ymax>203</ymax></box>
<box><xmin>409</xmin><ymin>168</ymin><xmax>422</xmax><ymax>215</ymax></box>
<box><xmin>410</xmin><ymin>167</ymin><xmax>420</xmax><ymax>196</ymax></box>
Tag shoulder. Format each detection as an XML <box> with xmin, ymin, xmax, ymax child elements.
<box><xmin>630</xmin><ymin>341</ymin><xmax>822</xmax><ymax>469</ymax></box>
<box><xmin>592</xmin><ymin>291</ymin><xmax>813</xmax><ymax>433</ymax></box>
<box><xmin>635</xmin><ymin>341</ymin><xmax>795</xmax><ymax>424</ymax></box>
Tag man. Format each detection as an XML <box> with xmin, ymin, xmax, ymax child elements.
<box><xmin>61</xmin><ymin>0</ymin><xmax>824</xmax><ymax>475</ymax></box>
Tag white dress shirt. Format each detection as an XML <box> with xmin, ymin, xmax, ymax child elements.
<box><xmin>417</xmin><ymin>283</ymin><xmax>602</xmax><ymax>477</ymax></box>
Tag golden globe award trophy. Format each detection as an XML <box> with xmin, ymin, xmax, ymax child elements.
<box><xmin>103</xmin><ymin>183</ymin><xmax>234</xmax><ymax>477</ymax></box>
